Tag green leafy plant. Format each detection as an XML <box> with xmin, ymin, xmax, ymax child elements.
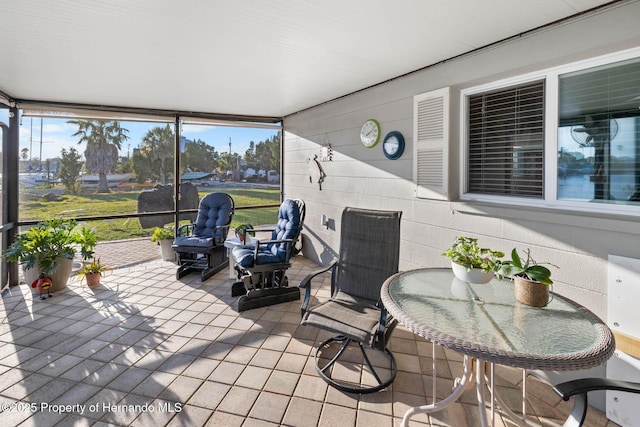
<box><xmin>497</xmin><ymin>248</ymin><xmax>557</xmax><ymax>285</ymax></box>
<box><xmin>441</xmin><ymin>236</ymin><xmax>504</xmax><ymax>273</ymax></box>
<box><xmin>234</xmin><ymin>223</ymin><xmax>254</xmax><ymax>239</ymax></box>
<box><xmin>4</xmin><ymin>219</ymin><xmax>97</xmax><ymax>275</ymax></box>
<box><xmin>77</xmin><ymin>257</ymin><xmax>110</xmax><ymax>277</ymax></box>
<box><xmin>151</xmin><ymin>226</ymin><xmax>174</xmax><ymax>244</ymax></box>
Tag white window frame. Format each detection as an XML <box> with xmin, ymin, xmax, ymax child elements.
<box><xmin>460</xmin><ymin>46</ymin><xmax>640</xmax><ymax>217</ymax></box>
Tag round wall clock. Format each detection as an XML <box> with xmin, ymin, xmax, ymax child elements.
<box><xmin>382</xmin><ymin>131</ymin><xmax>405</xmax><ymax>160</ymax></box>
<box><xmin>360</xmin><ymin>119</ymin><xmax>381</xmax><ymax>148</ymax></box>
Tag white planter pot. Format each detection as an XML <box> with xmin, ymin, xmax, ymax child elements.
<box><xmin>23</xmin><ymin>257</ymin><xmax>74</xmax><ymax>293</ymax></box>
<box><xmin>450</xmin><ymin>261</ymin><xmax>494</xmax><ymax>284</ymax></box>
<box><xmin>159</xmin><ymin>239</ymin><xmax>176</xmax><ymax>262</ymax></box>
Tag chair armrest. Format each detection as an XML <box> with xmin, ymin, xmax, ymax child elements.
<box><xmin>552</xmin><ymin>378</ymin><xmax>640</xmax><ymax>427</ymax></box>
<box><xmin>252</xmin><ymin>238</ymin><xmax>298</xmax><ymax>264</ymax></box>
<box><xmin>176</xmin><ymin>223</ymin><xmax>195</xmax><ymax>237</ymax></box>
<box><xmin>553</xmin><ymin>378</ymin><xmax>640</xmax><ymax>401</ymax></box>
<box><xmin>299</xmin><ymin>259</ymin><xmax>337</xmax><ymax>316</ymax></box>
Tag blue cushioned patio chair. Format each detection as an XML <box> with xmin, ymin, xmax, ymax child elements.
<box><xmin>231</xmin><ymin>199</ymin><xmax>305</xmax><ymax>311</ymax></box>
<box><xmin>172</xmin><ymin>192</ymin><xmax>234</xmax><ymax>282</ymax></box>
<box><xmin>299</xmin><ymin>207</ymin><xmax>401</xmax><ymax>393</ymax></box>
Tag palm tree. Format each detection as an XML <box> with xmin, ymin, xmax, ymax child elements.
<box><xmin>140</xmin><ymin>124</ymin><xmax>174</xmax><ymax>184</ymax></box>
<box><xmin>68</xmin><ymin>120</ymin><xmax>129</xmax><ymax>193</ymax></box>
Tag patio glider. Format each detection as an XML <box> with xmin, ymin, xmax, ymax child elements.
<box><xmin>299</xmin><ymin>207</ymin><xmax>401</xmax><ymax>393</ymax></box>
<box><xmin>173</xmin><ymin>192</ymin><xmax>234</xmax><ymax>282</ymax></box>
<box><xmin>231</xmin><ymin>199</ymin><xmax>305</xmax><ymax>312</ymax></box>
<box><xmin>553</xmin><ymin>378</ymin><xmax>640</xmax><ymax>427</ymax></box>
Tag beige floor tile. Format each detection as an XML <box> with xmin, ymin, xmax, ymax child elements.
<box><xmin>282</xmin><ymin>396</ymin><xmax>323</xmax><ymax>427</ymax></box>
<box><xmin>0</xmin><ymin>256</ymin><xmax>619</xmax><ymax>427</ymax></box>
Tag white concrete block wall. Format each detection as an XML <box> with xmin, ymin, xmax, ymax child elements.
<box><xmin>283</xmin><ymin>2</ymin><xmax>640</xmax><ymax>325</ymax></box>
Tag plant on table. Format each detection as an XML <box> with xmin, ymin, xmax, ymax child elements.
<box><xmin>441</xmin><ymin>236</ymin><xmax>504</xmax><ymax>273</ymax></box>
<box><xmin>497</xmin><ymin>248</ymin><xmax>557</xmax><ymax>285</ymax></box>
<box><xmin>4</xmin><ymin>218</ymin><xmax>97</xmax><ymax>275</ymax></box>
<box><xmin>234</xmin><ymin>224</ymin><xmax>254</xmax><ymax>242</ymax></box>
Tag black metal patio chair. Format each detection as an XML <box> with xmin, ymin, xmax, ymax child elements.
<box><xmin>299</xmin><ymin>207</ymin><xmax>401</xmax><ymax>393</ymax></box>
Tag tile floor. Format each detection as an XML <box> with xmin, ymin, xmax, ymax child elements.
<box><xmin>0</xmin><ymin>256</ymin><xmax>618</xmax><ymax>426</ymax></box>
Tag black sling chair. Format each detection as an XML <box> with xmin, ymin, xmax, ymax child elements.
<box><xmin>299</xmin><ymin>207</ymin><xmax>401</xmax><ymax>393</ymax></box>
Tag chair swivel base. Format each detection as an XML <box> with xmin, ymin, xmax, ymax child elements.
<box><xmin>233</xmin><ymin>282</ymin><xmax>300</xmax><ymax>312</ymax></box>
<box><xmin>314</xmin><ymin>335</ymin><xmax>397</xmax><ymax>394</ymax></box>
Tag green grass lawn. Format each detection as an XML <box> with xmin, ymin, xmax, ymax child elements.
<box><xmin>18</xmin><ymin>187</ymin><xmax>280</xmax><ymax>242</ymax></box>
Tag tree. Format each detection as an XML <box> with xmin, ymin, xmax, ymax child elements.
<box><xmin>244</xmin><ymin>141</ymin><xmax>256</xmax><ymax>163</ymax></box>
<box><xmin>182</xmin><ymin>139</ymin><xmax>218</xmax><ymax>174</ymax></box>
<box><xmin>116</xmin><ymin>156</ymin><xmax>133</xmax><ymax>174</ymax></box>
<box><xmin>68</xmin><ymin>120</ymin><xmax>129</xmax><ymax>193</ymax></box>
<box><xmin>140</xmin><ymin>124</ymin><xmax>174</xmax><ymax>184</ymax></box>
<box><xmin>21</xmin><ymin>148</ymin><xmax>29</xmax><ymax>160</ymax></box>
<box><xmin>132</xmin><ymin>150</ymin><xmax>154</xmax><ymax>183</ymax></box>
<box><xmin>58</xmin><ymin>147</ymin><xmax>83</xmax><ymax>194</ymax></box>
<box><xmin>217</xmin><ymin>152</ymin><xmax>238</xmax><ymax>178</ymax></box>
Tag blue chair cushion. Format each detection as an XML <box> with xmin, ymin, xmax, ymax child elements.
<box><xmin>173</xmin><ymin>235</ymin><xmax>214</xmax><ymax>249</ymax></box>
<box><xmin>233</xmin><ymin>246</ymin><xmax>285</xmax><ymax>268</ymax></box>
<box><xmin>232</xmin><ymin>199</ymin><xmax>302</xmax><ymax>268</ymax></box>
<box><xmin>192</xmin><ymin>193</ymin><xmax>234</xmax><ymax>243</ymax></box>
<box><xmin>173</xmin><ymin>193</ymin><xmax>234</xmax><ymax>251</ymax></box>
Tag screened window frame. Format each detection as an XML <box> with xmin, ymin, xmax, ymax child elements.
<box><xmin>460</xmin><ymin>46</ymin><xmax>640</xmax><ymax>217</ymax></box>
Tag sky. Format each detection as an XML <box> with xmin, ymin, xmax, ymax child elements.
<box><xmin>13</xmin><ymin>115</ymin><xmax>280</xmax><ymax>162</ymax></box>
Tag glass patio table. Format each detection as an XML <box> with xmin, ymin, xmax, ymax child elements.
<box><xmin>380</xmin><ymin>268</ymin><xmax>615</xmax><ymax>427</ymax></box>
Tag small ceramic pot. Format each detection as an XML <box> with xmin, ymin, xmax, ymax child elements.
<box><xmin>450</xmin><ymin>261</ymin><xmax>494</xmax><ymax>284</ymax></box>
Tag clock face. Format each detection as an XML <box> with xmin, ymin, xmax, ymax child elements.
<box><xmin>383</xmin><ymin>131</ymin><xmax>405</xmax><ymax>160</ymax></box>
<box><xmin>360</xmin><ymin>119</ymin><xmax>381</xmax><ymax>148</ymax></box>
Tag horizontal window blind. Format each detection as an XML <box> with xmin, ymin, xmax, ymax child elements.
<box><xmin>468</xmin><ymin>80</ymin><xmax>545</xmax><ymax>198</ymax></box>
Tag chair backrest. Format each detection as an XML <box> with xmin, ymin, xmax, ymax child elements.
<box><xmin>268</xmin><ymin>199</ymin><xmax>304</xmax><ymax>260</ymax></box>
<box><xmin>335</xmin><ymin>207</ymin><xmax>402</xmax><ymax>303</ymax></box>
<box><xmin>193</xmin><ymin>193</ymin><xmax>234</xmax><ymax>242</ymax></box>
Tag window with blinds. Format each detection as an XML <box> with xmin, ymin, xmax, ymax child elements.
<box><xmin>467</xmin><ymin>80</ymin><xmax>545</xmax><ymax>198</ymax></box>
<box><xmin>558</xmin><ymin>56</ymin><xmax>640</xmax><ymax>205</ymax></box>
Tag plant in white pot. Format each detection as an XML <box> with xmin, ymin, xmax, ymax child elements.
<box><xmin>442</xmin><ymin>236</ymin><xmax>504</xmax><ymax>284</ymax></box>
<box><xmin>4</xmin><ymin>219</ymin><xmax>97</xmax><ymax>292</ymax></box>
<box><xmin>497</xmin><ymin>248</ymin><xmax>557</xmax><ymax>307</ymax></box>
<box><xmin>151</xmin><ymin>226</ymin><xmax>175</xmax><ymax>262</ymax></box>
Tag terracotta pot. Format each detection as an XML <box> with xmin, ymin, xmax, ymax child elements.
<box><xmin>23</xmin><ymin>257</ymin><xmax>74</xmax><ymax>293</ymax></box>
<box><xmin>514</xmin><ymin>276</ymin><xmax>550</xmax><ymax>307</ymax></box>
<box><xmin>450</xmin><ymin>261</ymin><xmax>494</xmax><ymax>284</ymax></box>
<box><xmin>84</xmin><ymin>273</ymin><xmax>101</xmax><ymax>287</ymax></box>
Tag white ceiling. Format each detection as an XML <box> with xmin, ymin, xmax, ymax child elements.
<box><xmin>0</xmin><ymin>0</ymin><xmax>616</xmax><ymax>119</ymax></box>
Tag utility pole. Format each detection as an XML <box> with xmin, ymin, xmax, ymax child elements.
<box><xmin>39</xmin><ymin>117</ymin><xmax>43</xmax><ymax>171</ymax></box>
<box><xmin>229</xmin><ymin>137</ymin><xmax>231</xmax><ymax>154</ymax></box>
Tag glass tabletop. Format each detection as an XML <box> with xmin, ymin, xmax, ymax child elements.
<box><xmin>381</xmin><ymin>268</ymin><xmax>615</xmax><ymax>370</ymax></box>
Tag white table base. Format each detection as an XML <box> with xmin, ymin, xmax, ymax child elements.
<box><xmin>401</xmin><ymin>355</ymin><xmax>529</xmax><ymax>427</ymax></box>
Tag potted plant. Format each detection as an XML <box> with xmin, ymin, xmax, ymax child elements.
<box><xmin>4</xmin><ymin>218</ymin><xmax>97</xmax><ymax>292</ymax></box>
<box><xmin>234</xmin><ymin>223</ymin><xmax>254</xmax><ymax>244</ymax></box>
<box><xmin>77</xmin><ymin>257</ymin><xmax>110</xmax><ymax>287</ymax></box>
<box><xmin>497</xmin><ymin>248</ymin><xmax>557</xmax><ymax>307</ymax></box>
<box><xmin>442</xmin><ymin>236</ymin><xmax>504</xmax><ymax>284</ymax></box>
<box><xmin>151</xmin><ymin>226</ymin><xmax>175</xmax><ymax>262</ymax></box>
